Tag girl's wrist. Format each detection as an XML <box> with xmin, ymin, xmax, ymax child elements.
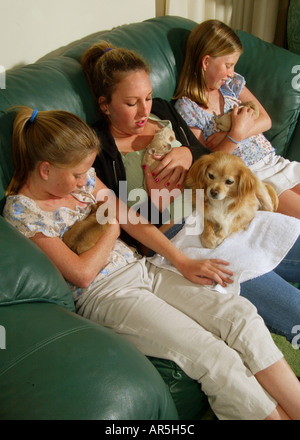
<box><xmin>226</xmin><ymin>133</ymin><xmax>240</xmax><ymax>144</ymax></box>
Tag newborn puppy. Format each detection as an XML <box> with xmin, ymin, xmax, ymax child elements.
<box><xmin>185</xmin><ymin>151</ymin><xmax>278</xmax><ymax>249</ymax></box>
<box><xmin>62</xmin><ymin>201</ymin><xmax>113</xmax><ymax>254</ymax></box>
<box><xmin>143</xmin><ymin>126</ymin><xmax>175</xmax><ymax>172</ymax></box>
<box><xmin>215</xmin><ymin>101</ymin><xmax>259</xmax><ymax>132</ymax></box>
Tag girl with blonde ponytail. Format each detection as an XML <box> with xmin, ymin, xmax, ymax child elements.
<box><xmin>6</xmin><ymin>106</ymin><xmax>101</xmax><ymax>196</ymax></box>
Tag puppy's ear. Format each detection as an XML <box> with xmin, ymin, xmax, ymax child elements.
<box><xmin>185</xmin><ymin>154</ymin><xmax>211</xmax><ymax>189</ymax></box>
<box><xmin>237</xmin><ymin>166</ymin><xmax>257</xmax><ymax>198</ymax></box>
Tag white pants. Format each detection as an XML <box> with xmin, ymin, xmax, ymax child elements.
<box><xmin>76</xmin><ymin>258</ymin><xmax>282</xmax><ymax>420</ymax></box>
<box><xmin>249</xmin><ymin>152</ymin><xmax>300</xmax><ymax>196</ymax></box>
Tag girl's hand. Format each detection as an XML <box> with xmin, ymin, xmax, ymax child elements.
<box><xmin>229</xmin><ymin>105</ymin><xmax>256</xmax><ymax>141</ymax></box>
<box><xmin>143</xmin><ymin>164</ymin><xmax>182</xmax><ymax>211</ymax></box>
<box><xmin>176</xmin><ymin>256</ymin><xmax>234</xmax><ymax>287</ymax></box>
<box><xmin>150</xmin><ymin>146</ymin><xmax>193</xmax><ymax>189</ymax></box>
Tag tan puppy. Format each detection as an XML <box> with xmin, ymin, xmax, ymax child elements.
<box><xmin>143</xmin><ymin>126</ymin><xmax>175</xmax><ymax>172</ymax></box>
<box><xmin>215</xmin><ymin>101</ymin><xmax>259</xmax><ymax>132</ymax></box>
<box><xmin>185</xmin><ymin>151</ymin><xmax>278</xmax><ymax>249</ymax></box>
<box><xmin>62</xmin><ymin>201</ymin><xmax>113</xmax><ymax>254</ymax></box>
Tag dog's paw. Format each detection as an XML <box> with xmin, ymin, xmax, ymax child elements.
<box><xmin>200</xmin><ymin>233</ymin><xmax>218</xmax><ymax>249</ymax></box>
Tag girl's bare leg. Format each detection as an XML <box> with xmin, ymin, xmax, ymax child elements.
<box><xmin>256</xmin><ymin>358</ymin><xmax>300</xmax><ymax>420</ymax></box>
<box><xmin>277</xmin><ymin>186</ymin><xmax>300</xmax><ymax>219</ymax></box>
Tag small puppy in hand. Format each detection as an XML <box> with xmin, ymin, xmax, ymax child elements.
<box><xmin>143</xmin><ymin>126</ymin><xmax>175</xmax><ymax>172</ymax></box>
<box><xmin>215</xmin><ymin>101</ymin><xmax>259</xmax><ymax>132</ymax></box>
<box><xmin>62</xmin><ymin>201</ymin><xmax>114</xmax><ymax>254</ymax></box>
<box><xmin>185</xmin><ymin>151</ymin><xmax>278</xmax><ymax>249</ymax></box>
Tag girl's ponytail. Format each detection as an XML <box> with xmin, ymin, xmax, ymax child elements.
<box><xmin>6</xmin><ymin>107</ymin><xmax>36</xmax><ymax>196</ymax></box>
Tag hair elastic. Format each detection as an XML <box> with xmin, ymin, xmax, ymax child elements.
<box><xmin>29</xmin><ymin>109</ymin><xmax>38</xmax><ymax>122</ymax></box>
<box><xmin>103</xmin><ymin>47</ymin><xmax>113</xmax><ymax>54</ymax></box>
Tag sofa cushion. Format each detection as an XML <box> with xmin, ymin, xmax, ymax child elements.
<box><xmin>0</xmin><ymin>216</ymin><xmax>74</xmax><ymax>311</ymax></box>
<box><xmin>236</xmin><ymin>30</ymin><xmax>300</xmax><ymax>157</ymax></box>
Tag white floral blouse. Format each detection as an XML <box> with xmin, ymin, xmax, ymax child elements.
<box><xmin>175</xmin><ymin>73</ymin><xmax>275</xmax><ymax>166</ymax></box>
<box><xmin>3</xmin><ymin>167</ymin><xmax>137</xmax><ymax>300</ymax></box>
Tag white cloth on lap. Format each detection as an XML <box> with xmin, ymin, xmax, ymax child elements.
<box><xmin>148</xmin><ymin>211</ymin><xmax>300</xmax><ymax>295</ymax></box>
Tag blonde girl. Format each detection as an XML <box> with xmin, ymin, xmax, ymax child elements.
<box><xmin>174</xmin><ymin>19</ymin><xmax>300</xmax><ymax>219</ymax></box>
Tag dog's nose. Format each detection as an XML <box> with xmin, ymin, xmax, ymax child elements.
<box><xmin>210</xmin><ymin>189</ymin><xmax>219</xmax><ymax>198</ymax></box>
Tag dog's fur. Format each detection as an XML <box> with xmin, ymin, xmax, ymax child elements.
<box><xmin>185</xmin><ymin>151</ymin><xmax>278</xmax><ymax>249</ymax></box>
<box><xmin>215</xmin><ymin>101</ymin><xmax>259</xmax><ymax>132</ymax></box>
<box><xmin>143</xmin><ymin>126</ymin><xmax>175</xmax><ymax>172</ymax></box>
<box><xmin>62</xmin><ymin>201</ymin><xmax>112</xmax><ymax>254</ymax></box>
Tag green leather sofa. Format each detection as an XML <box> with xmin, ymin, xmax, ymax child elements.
<box><xmin>0</xmin><ymin>15</ymin><xmax>299</xmax><ymax>420</ymax></box>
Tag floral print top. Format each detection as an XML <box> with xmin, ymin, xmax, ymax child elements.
<box><xmin>3</xmin><ymin>167</ymin><xmax>138</xmax><ymax>300</ymax></box>
<box><xmin>175</xmin><ymin>72</ymin><xmax>275</xmax><ymax>166</ymax></box>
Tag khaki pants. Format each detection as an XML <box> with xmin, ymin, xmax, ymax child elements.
<box><xmin>76</xmin><ymin>258</ymin><xmax>282</xmax><ymax>420</ymax></box>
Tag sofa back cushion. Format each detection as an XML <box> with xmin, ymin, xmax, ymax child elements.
<box><xmin>0</xmin><ymin>16</ymin><xmax>195</xmax><ymax>206</ymax></box>
<box><xmin>236</xmin><ymin>30</ymin><xmax>300</xmax><ymax>157</ymax></box>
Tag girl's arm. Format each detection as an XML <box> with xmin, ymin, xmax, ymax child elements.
<box><xmin>121</xmin><ymin>214</ymin><xmax>234</xmax><ymax>287</ymax></box>
<box><xmin>206</xmin><ymin>86</ymin><xmax>272</xmax><ymax>151</ymax></box>
<box><xmin>31</xmin><ymin>220</ymin><xmax>120</xmax><ymax>288</ymax></box>
<box><xmin>30</xmin><ymin>177</ymin><xmax>121</xmax><ymax>288</ymax></box>
<box><xmin>238</xmin><ymin>86</ymin><xmax>272</xmax><ymax>134</ymax></box>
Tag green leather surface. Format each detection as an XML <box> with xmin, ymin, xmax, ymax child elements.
<box><xmin>0</xmin><ymin>216</ymin><xmax>74</xmax><ymax>311</ymax></box>
<box><xmin>0</xmin><ymin>303</ymin><xmax>178</xmax><ymax>420</ymax></box>
<box><xmin>235</xmin><ymin>30</ymin><xmax>300</xmax><ymax>157</ymax></box>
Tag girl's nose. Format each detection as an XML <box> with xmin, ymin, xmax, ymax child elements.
<box><xmin>137</xmin><ymin>101</ymin><xmax>148</xmax><ymax>117</ymax></box>
<box><xmin>228</xmin><ymin>67</ymin><xmax>235</xmax><ymax>78</ymax></box>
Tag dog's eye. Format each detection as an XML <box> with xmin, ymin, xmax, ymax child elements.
<box><xmin>208</xmin><ymin>173</ymin><xmax>215</xmax><ymax>180</ymax></box>
<box><xmin>225</xmin><ymin>179</ymin><xmax>234</xmax><ymax>185</ymax></box>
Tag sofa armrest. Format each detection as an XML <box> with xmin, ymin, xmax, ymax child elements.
<box><xmin>0</xmin><ymin>302</ymin><xmax>178</xmax><ymax>420</ymax></box>
<box><xmin>0</xmin><ymin>216</ymin><xmax>75</xmax><ymax>311</ymax></box>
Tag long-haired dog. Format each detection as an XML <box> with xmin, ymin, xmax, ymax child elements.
<box><xmin>185</xmin><ymin>151</ymin><xmax>278</xmax><ymax>249</ymax></box>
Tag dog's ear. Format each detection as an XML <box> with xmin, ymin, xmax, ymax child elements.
<box><xmin>185</xmin><ymin>154</ymin><xmax>211</xmax><ymax>189</ymax></box>
<box><xmin>237</xmin><ymin>166</ymin><xmax>257</xmax><ymax>198</ymax></box>
<box><xmin>256</xmin><ymin>182</ymin><xmax>279</xmax><ymax>212</ymax></box>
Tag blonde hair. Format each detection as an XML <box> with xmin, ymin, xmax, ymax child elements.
<box><xmin>81</xmin><ymin>41</ymin><xmax>151</xmax><ymax>118</ymax></box>
<box><xmin>6</xmin><ymin>106</ymin><xmax>101</xmax><ymax>196</ymax></box>
<box><xmin>174</xmin><ymin>20</ymin><xmax>243</xmax><ymax>108</ymax></box>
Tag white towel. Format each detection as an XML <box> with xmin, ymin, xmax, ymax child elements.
<box><xmin>148</xmin><ymin>211</ymin><xmax>300</xmax><ymax>295</ymax></box>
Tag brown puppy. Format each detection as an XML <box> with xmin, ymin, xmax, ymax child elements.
<box><xmin>215</xmin><ymin>101</ymin><xmax>259</xmax><ymax>132</ymax></box>
<box><xmin>62</xmin><ymin>201</ymin><xmax>112</xmax><ymax>254</ymax></box>
<box><xmin>185</xmin><ymin>151</ymin><xmax>278</xmax><ymax>249</ymax></box>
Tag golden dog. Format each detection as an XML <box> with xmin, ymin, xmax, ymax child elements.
<box><xmin>185</xmin><ymin>151</ymin><xmax>278</xmax><ymax>249</ymax></box>
<box><xmin>62</xmin><ymin>201</ymin><xmax>112</xmax><ymax>254</ymax></box>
